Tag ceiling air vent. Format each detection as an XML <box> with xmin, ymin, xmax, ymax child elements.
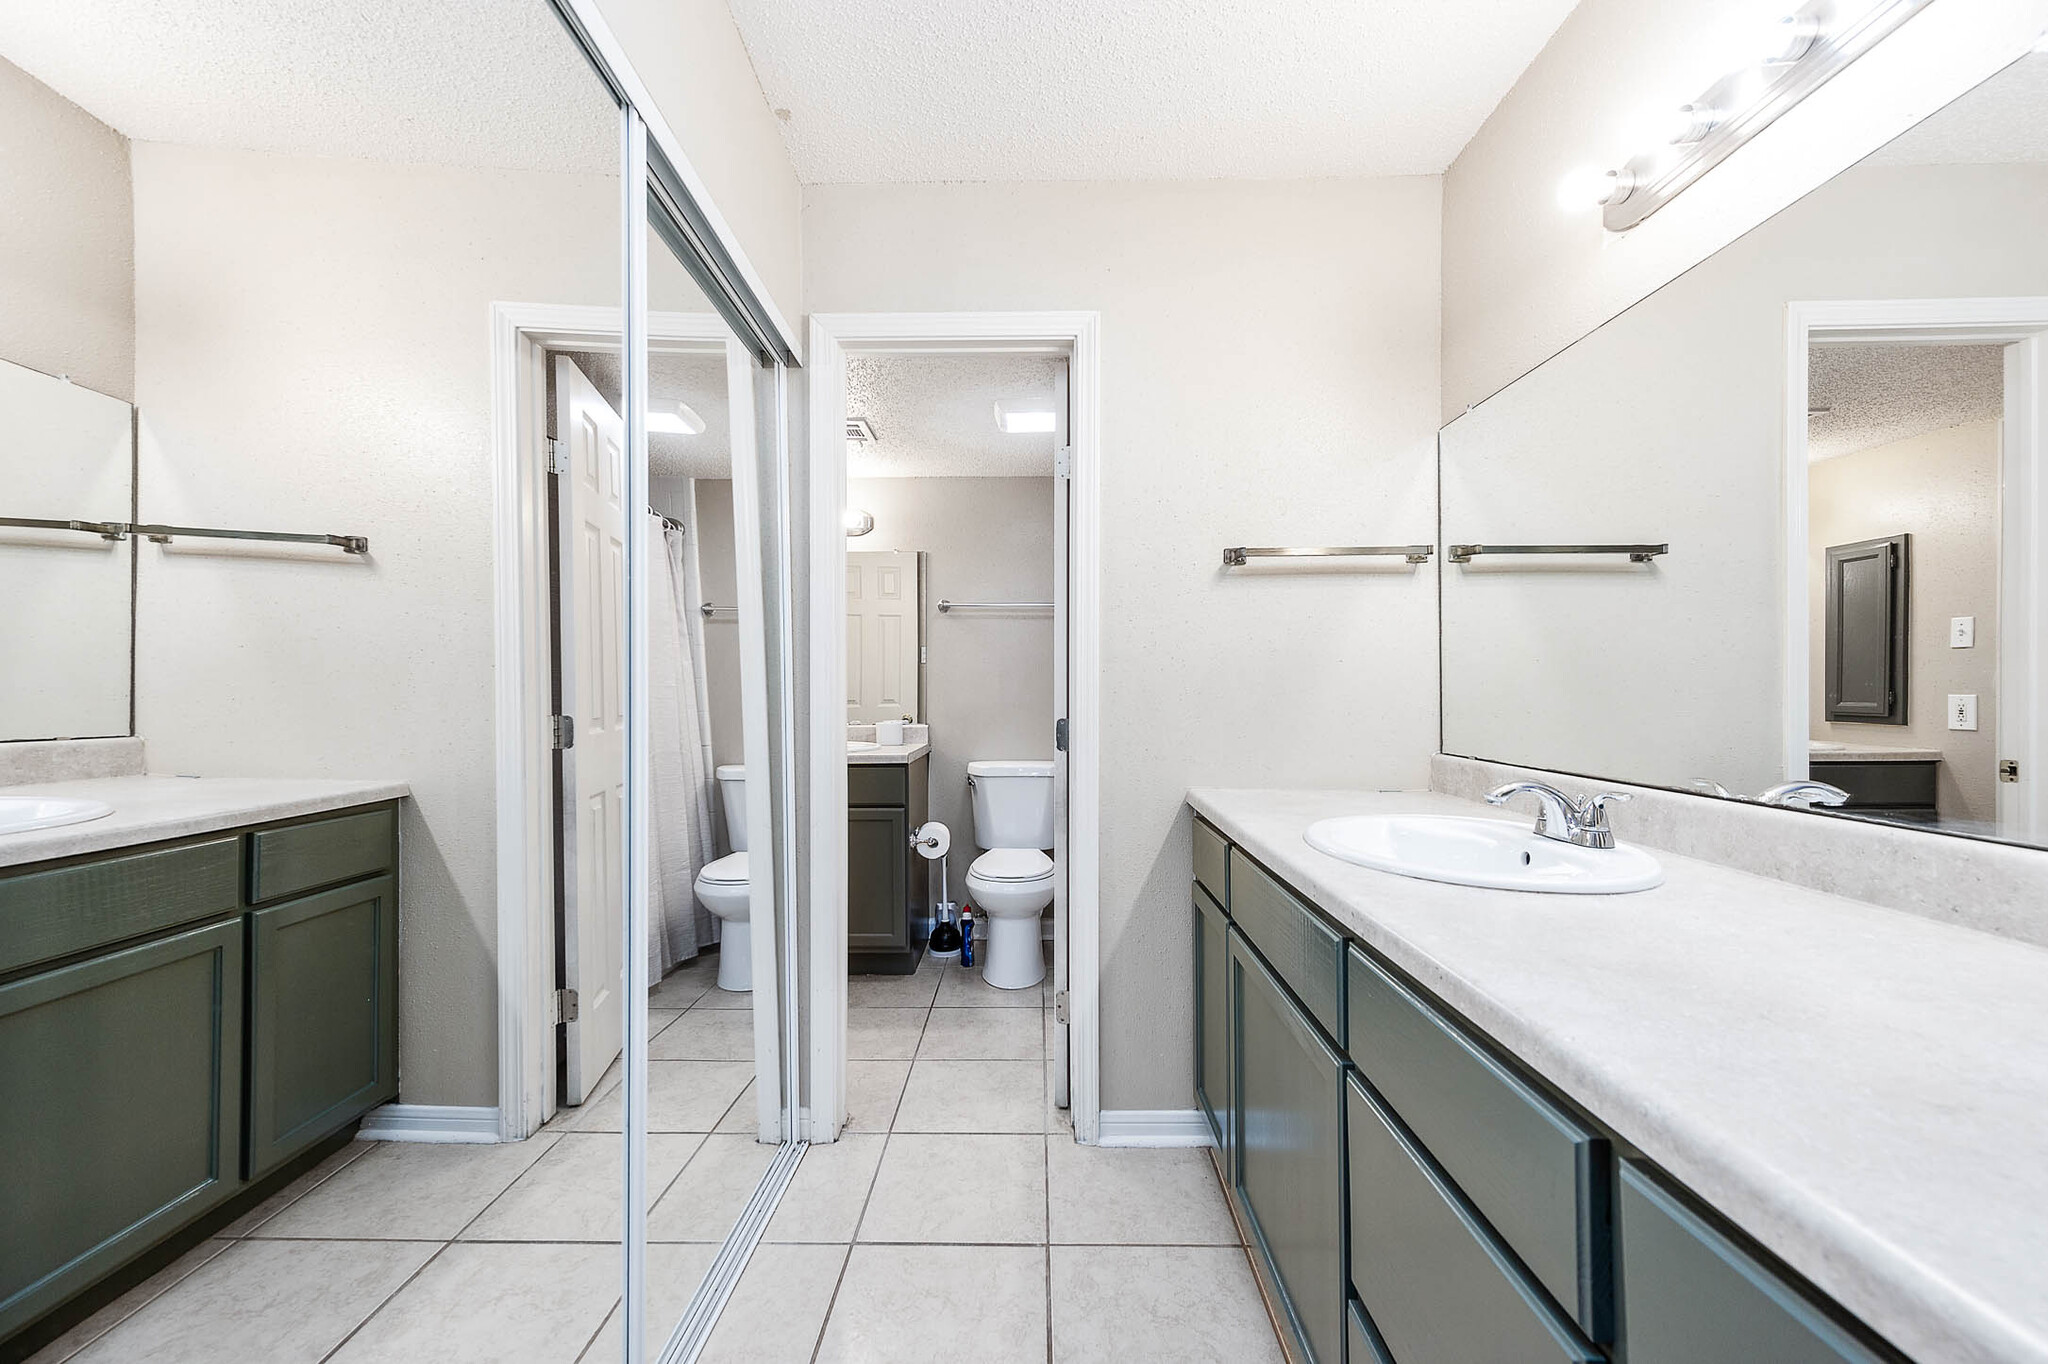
<box><xmin>846</xmin><ymin>417</ymin><xmax>877</xmax><ymax>444</ymax></box>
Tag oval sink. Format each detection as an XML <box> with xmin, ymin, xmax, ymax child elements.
<box><xmin>1304</xmin><ymin>815</ymin><xmax>1662</xmax><ymax>894</ymax></box>
<box><xmin>847</xmin><ymin>741</ymin><xmax>880</xmax><ymax>753</ymax></box>
<box><xmin>0</xmin><ymin>794</ymin><xmax>116</xmax><ymax>836</ymax></box>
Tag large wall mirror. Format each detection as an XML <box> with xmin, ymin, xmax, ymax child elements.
<box><xmin>1441</xmin><ymin>51</ymin><xmax>2048</xmax><ymax>849</ymax></box>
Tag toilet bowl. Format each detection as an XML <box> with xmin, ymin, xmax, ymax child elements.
<box><xmin>964</xmin><ymin>759</ymin><xmax>1055</xmax><ymax>990</ymax></box>
<box><xmin>693</xmin><ymin>764</ymin><xmax>752</xmax><ymax>993</ymax></box>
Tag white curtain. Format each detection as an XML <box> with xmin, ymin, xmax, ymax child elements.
<box><xmin>648</xmin><ymin>511</ymin><xmax>719</xmax><ymax>974</ymax></box>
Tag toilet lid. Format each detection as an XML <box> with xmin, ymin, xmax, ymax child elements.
<box><xmin>698</xmin><ymin>851</ymin><xmax>748</xmax><ymax>886</ymax></box>
<box><xmin>971</xmin><ymin>848</ymin><xmax>1053</xmax><ymax>882</ymax></box>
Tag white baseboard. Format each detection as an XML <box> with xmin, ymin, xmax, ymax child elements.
<box><xmin>1096</xmin><ymin>1109</ymin><xmax>1214</xmax><ymax>1148</ymax></box>
<box><xmin>356</xmin><ymin>1104</ymin><xmax>502</xmax><ymax>1144</ymax></box>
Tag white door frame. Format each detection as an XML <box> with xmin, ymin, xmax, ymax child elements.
<box><xmin>1783</xmin><ymin>297</ymin><xmax>2048</xmax><ymax>839</ymax></box>
<box><xmin>490</xmin><ymin>301</ymin><xmax>779</xmax><ymax>1141</ymax></box>
<box><xmin>804</xmin><ymin>312</ymin><xmax>1104</xmax><ymax>1144</ymax></box>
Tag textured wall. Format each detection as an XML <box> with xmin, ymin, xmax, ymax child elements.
<box><xmin>0</xmin><ymin>55</ymin><xmax>132</xmax><ymax>401</ymax></box>
<box><xmin>804</xmin><ymin>177</ymin><xmax>1443</xmax><ymax>1111</ymax></box>
<box><xmin>131</xmin><ymin>143</ymin><xmax>622</xmax><ymax>1108</ymax></box>
<box><xmin>1810</xmin><ymin>419</ymin><xmax>2001</xmax><ymax>822</ymax></box>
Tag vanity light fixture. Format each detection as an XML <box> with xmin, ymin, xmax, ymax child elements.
<box><xmin>1560</xmin><ymin>0</ymin><xmax>1934</xmax><ymax>232</ymax></box>
<box><xmin>844</xmin><ymin>508</ymin><xmax>875</xmax><ymax>536</ymax></box>
<box><xmin>993</xmin><ymin>400</ymin><xmax>1057</xmax><ymax>435</ymax></box>
<box><xmin>647</xmin><ymin>400</ymin><xmax>706</xmax><ymax>436</ymax></box>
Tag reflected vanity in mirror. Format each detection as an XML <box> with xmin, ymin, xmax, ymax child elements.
<box><xmin>1441</xmin><ymin>50</ymin><xmax>2048</xmax><ymax>850</ymax></box>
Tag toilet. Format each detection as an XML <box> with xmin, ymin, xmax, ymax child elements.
<box><xmin>963</xmin><ymin>759</ymin><xmax>1055</xmax><ymax>990</ymax></box>
<box><xmin>693</xmin><ymin>764</ymin><xmax>752</xmax><ymax>993</ymax></box>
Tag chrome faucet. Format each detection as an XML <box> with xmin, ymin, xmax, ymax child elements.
<box><xmin>1757</xmin><ymin>780</ymin><xmax>1849</xmax><ymax>809</ymax></box>
<box><xmin>1486</xmin><ymin>781</ymin><xmax>1633</xmax><ymax>849</ymax></box>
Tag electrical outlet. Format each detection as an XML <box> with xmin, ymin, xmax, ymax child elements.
<box><xmin>1949</xmin><ymin>694</ymin><xmax>1979</xmax><ymax>731</ymax></box>
<box><xmin>1951</xmin><ymin>616</ymin><xmax>1976</xmax><ymax>648</ymax></box>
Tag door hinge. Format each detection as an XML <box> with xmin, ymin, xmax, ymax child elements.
<box><xmin>551</xmin><ymin>987</ymin><xmax>580</xmax><ymax>1024</ymax></box>
<box><xmin>546</xmin><ymin>437</ymin><xmax>568</xmax><ymax>476</ymax></box>
<box><xmin>1055</xmin><ymin>445</ymin><xmax>1073</xmax><ymax>479</ymax></box>
<box><xmin>1055</xmin><ymin>718</ymin><xmax>1068</xmax><ymax>752</ymax></box>
<box><xmin>550</xmin><ymin>715</ymin><xmax>575</xmax><ymax>749</ymax></box>
<box><xmin>2000</xmin><ymin>758</ymin><xmax>2020</xmax><ymax>783</ymax></box>
<box><xmin>1054</xmin><ymin>990</ymin><xmax>1070</xmax><ymax>1025</ymax></box>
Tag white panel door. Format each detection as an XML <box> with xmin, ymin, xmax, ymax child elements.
<box><xmin>556</xmin><ymin>355</ymin><xmax>627</xmax><ymax>1104</ymax></box>
<box><xmin>848</xmin><ymin>549</ymin><xmax>921</xmax><ymax>722</ymax></box>
<box><xmin>1050</xmin><ymin>359</ymin><xmax>1072</xmax><ymax>1110</ymax></box>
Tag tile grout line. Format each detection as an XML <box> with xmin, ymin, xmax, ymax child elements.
<box><xmin>312</xmin><ymin>1237</ymin><xmax>458</xmax><ymax>1363</ymax></box>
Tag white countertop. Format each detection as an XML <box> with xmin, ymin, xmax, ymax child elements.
<box><xmin>0</xmin><ymin>775</ymin><xmax>410</xmax><ymax>868</ymax></box>
<box><xmin>1188</xmin><ymin>787</ymin><xmax>2048</xmax><ymax>1364</ymax></box>
<box><xmin>848</xmin><ymin>741</ymin><xmax>930</xmax><ymax>765</ymax></box>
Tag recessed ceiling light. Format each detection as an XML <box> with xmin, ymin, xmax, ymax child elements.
<box><xmin>993</xmin><ymin>400</ymin><xmax>1057</xmax><ymax>435</ymax></box>
<box><xmin>648</xmin><ymin>401</ymin><xmax>706</xmax><ymax>436</ymax></box>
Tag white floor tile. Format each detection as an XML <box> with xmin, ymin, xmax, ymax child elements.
<box><xmin>1051</xmin><ymin>1245</ymin><xmax>1283</xmax><ymax>1363</ymax></box>
<box><xmin>858</xmin><ymin>1133</ymin><xmax>1046</xmax><ymax>1244</ymax></box>
<box><xmin>1046</xmin><ymin>1140</ymin><xmax>1239</xmax><ymax>1245</ymax></box>
<box><xmin>461</xmin><ymin>1132</ymin><xmax>700</xmax><ymax>1242</ymax></box>
<box><xmin>327</xmin><ymin>1242</ymin><xmax>618</xmax><ymax>1364</ymax></box>
<box><xmin>251</xmin><ymin>1136</ymin><xmax>557</xmax><ymax>1241</ymax></box>
<box><xmin>846</xmin><ymin>1007</ymin><xmax>928</xmax><ymax>1060</ymax></box>
<box><xmin>916</xmin><ymin>1008</ymin><xmax>1045</xmax><ymax>1060</ymax></box>
<box><xmin>645</xmin><ymin>1134</ymin><xmax>779</xmax><ymax>1242</ymax></box>
<box><xmin>893</xmin><ymin>1060</ymin><xmax>1045</xmax><ymax>1133</ymax></box>
<box><xmin>814</xmin><ymin>1244</ymin><xmax>1045</xmax><ymax>1364</ymax></box>
<box><xmin>764</xmin><ymin>1135</ymin><xmax>887</xmax><ymax>1242</ymax></box>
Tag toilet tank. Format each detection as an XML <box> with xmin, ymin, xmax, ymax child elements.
<box><xmin>967</xmin><ymin>760</ymin><xmax>1055</xmax><ymax>849</ymax></box>
<box><xmin>716</xmin><ymin>764</ymin><xmax>748</xmax><ymax>851</ymax></box>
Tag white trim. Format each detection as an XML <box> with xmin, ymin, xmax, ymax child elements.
<box><xmin>1784</xmin><ymin>298</ymin><xmax>2048</xmax><ymax>837</ymax></box>
<box><xmin>491</xmin><ymin>303</ymin><xmax>746</xmax><ymax>1145</ymax></box>
<box><xmin>356</xmin><ymin>1104</ymin><xmax>501</xmax><ymax>1144</ymax></box>
<box><xmin>805</xmin><ymin>312</ymin><xmax>1104</xmax><ymax>1144</ymax></box>
<box><xmin>1095</xmin><ymin>1110</ymin><xmax>1214</xmax><ymax>1148</ymax></box>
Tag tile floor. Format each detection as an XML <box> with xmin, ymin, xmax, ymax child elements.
<box><xmin>28</xmin><ymin>950</ymin><xmax>1283</xmax><ymax>1364</ymax></box>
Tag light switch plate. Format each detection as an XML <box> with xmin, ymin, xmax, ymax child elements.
<box><xmin>1951</xmin><ymin>616</ymin><xmax>1976</xmax><ymax>648</ymax></box>
<box><xmin>1950</xmin><ymin>694</ymin><xmax>1979</xmax><ymax>731</ymax></box>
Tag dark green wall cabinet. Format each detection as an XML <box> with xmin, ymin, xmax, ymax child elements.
<box><xmin>0</xmin><ymin>801</ymin><xmax>399</xmax><ymax>1348</ymax></box>
<box><xmin>1190</xmin><ymin>809</ymin><xmax>1908</xmax><ymax>1364</ymax></box>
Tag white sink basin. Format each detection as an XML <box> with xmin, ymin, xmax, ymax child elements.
<box><xmin>1303</xmin><ymin>815</ymin><xmax>1663</xmax><ymax>894</ymax></box>
<box><xmin>0</xmin><ymin>794</ymin><xmax>116</xmax><ymax>835</ymax></box>
<box><xmin>847</xmin><ymin>741</ymin><xmax>880</xmax><ymax>753</ymax></box>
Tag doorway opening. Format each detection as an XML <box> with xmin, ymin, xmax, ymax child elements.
<box><xmin>804</xmin><ymin>313</ymin><xmax>1102</xmax><ymax>1145</ymax></box>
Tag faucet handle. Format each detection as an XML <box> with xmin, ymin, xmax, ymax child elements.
<box><xmin>1576</xmin><ymin>791</ymin><xmax>1631</xmax><ymax>848</ymax></box>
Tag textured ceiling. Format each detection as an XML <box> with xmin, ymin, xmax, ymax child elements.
<box><xmin>846</xmin><ymin>352</ymin><xmax>1061</xmax><ymax>478</ymax></box>
<box><xmin>559</xmin><ymin>350</ymin><xmax>733</xmax><ymax>479</ymax></box>
<box><xmin>0</xmin><ymin>0</ymin><xmax>616</xmax><ymax>174</ymax></box>
<box><xmin>1865</xmin><ymin>53</ymin><xmax>2048</xmax><ymax>168</ymax></box>
<box><xmin>725</xmin><ymin>0</ymin><xmax>1582</xmax><ymax>183</ymax></box>
<box><xmin>1808</xmin><ymin>345</ymin><xmax>2004</xmax><ymax>462</ymax></box>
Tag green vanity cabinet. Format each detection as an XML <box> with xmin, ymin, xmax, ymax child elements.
<box><xmin>1192</xmin><ymin>882</ymin><xmax>1232</xmax><ymax>1156</ymax></box>
<box><xmin>0</xmin><ymin>917</ymin><xmax>244</xmax><ymax>1342</ymax></box>
<box><xmin>1231</xmin><ymin>930</ymin><xmax>1346</xmax><ymax>1364</ymax></box>
<box><xmin>0</xmin><ymin>800</ymin><xmax>401</xmax><ymax>1350</ymax></box>
<box><xmin>848</xmin><ymin>756</ymin><xmax>930</xmax><ymax>974</ymax></box>
<box><xmin>245</xmin><ymin>874</ymin><xmax>399</xmax><ymax>1179</ymax></box>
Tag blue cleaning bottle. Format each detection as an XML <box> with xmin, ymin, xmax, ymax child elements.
<box><xmin>960</xmin><ymin>907</ymin><xmax>975</xmax><ymax>969</ymax></box>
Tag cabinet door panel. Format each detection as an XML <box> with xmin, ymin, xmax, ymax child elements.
<box><xmin>847</xmin><ymin>807</ymin><xmax>909</xmax><ymax>950</ymax></box>
<box><xmin>247</xmin><ymin>876</ymin><xmax>398</xmax><ymax>1179</ymax></box>
<box><xmin>1228</xmin><ymin>850</ymin><xmax>1345</xmax><ymax>1043</ymax></box>
<box><xmin>1232</xmin><ymin>935</ymin><xmax>1344</xmax><ymax>1364</ymax></box>
<box><xmin>1193</xmin><ymin>885</ymin><xmax>1232</xmax><ymax>1155</ymax></box>
<box><xmin>1619</xmin><ymin>1162</ymin><xmax>1887</xmax><ymax>1364</ymax></box>
<box><xmin>0</xmin><ymin>918</ymin><xmax>244</xmax><ymax>1339</ymax></box>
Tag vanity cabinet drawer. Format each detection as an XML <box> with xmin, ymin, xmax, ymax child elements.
<box><xmin>249</xmin><ymin>806</ymin><xmax>395</xmax><ymax>904</ymax></box>
<box><xmin>1348</xmin><ymin>1073</ymin><xmax>1601</xmax><ymax>1364</ymax></box>
<box><xmin>1227</xmin><ymin>849</ymin><xmax>1344</xmax><ymax>1043</ymax></box>
<box><xmin>1192</xmin><ymin>884</ymin><xmax>1232</xmax><ymax>1157</ymax></box>
<box><xmin>1347</xmin><ymin>944</ymin><xmax>1609</xmax><ymax>1338</ymax></box>
<box><xmin>0</xmin><ymin>836</ymin><xmax>241</xmax><ymax>975</ymax></box>
<box><xmin>1349</xmin><ymin>1298</ymin><xmax>1393</xmax><ymax>1364</ymax></box>
<box><xmin>1192</xmin><ymin>817</ymin><xmax>1228</xmax><ymax>906</ymax></box>
<box><xmin>1618</xmin><ymin>1162</ymin><xmax>1887</xmax><ymax>1364</ymax></box>
<box><xmin>848</xmin><ymin>764</ymin><xmax>908</xmax><ymax>808</ymax></box>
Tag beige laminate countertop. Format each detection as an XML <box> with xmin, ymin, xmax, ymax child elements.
<box><xmin>0</xmin><ymin>775</ymin><xmax>410</xmax><ymax>869</ymax></box>
<box><xmin>847</xmin><ymin>741</ymin><xmax>930</xmax><ymax>765</ymax></box>
<box><xmin>1188</xmin><ymin>786</ymin><xmax>2048</xmax><ymax>1364</ymax></box>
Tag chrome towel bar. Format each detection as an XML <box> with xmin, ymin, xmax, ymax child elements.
<box><xmin>1448</xmin><ymin>543</ymin><xmax>1667</xmax><ymax>564</ymax></box>
<box><xmin>1222</xmin><ymin>545</ymin><xmax>1433</xmax><ymax>566</ymax></box>
<box><xmin>937</xmin><ymin>600</ymin><xmax>1052</xmax><ymax>612</ymax></box>
<box><xmin>0</xmin><ymin>516</ymin><xmax>128</xmax><ymax>542</ymax></box>
<box><xmin>701</xmin><ymin>603</ymin><xmax>737</xmax><ymax>617</ymax></box>
<box><xmin>2</xmin><ymin>517</ymin><xmax>369</xmax><ymax>554</ymax></box>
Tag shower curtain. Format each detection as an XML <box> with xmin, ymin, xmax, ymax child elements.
<box><xmin>649</xmin><ymin>511</ymin><xmax>719</xmax><ymax>974</ymax></box>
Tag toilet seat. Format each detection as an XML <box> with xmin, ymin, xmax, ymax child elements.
<box><xmin>698</xmin><ymin>851</ymin><xmax>748</xmax><ymax>886</ymax></box>
<box><xmin>968</xmin><ymin>848</ymin><xmax>1052</xmax><ymax>883</ymax></box>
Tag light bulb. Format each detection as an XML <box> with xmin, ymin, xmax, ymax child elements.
<box><xmin>1757</xmin><ymin>12</ymin><xmax>1819</xmax><ymax>64</ymax></box>
<box><xmin>1666</xmin><ymin>102</ymin><xmax>1720</xmax><ymax>145</ymax></box>
<box><xmin>1556</xmin><ymin>166</ymin><xmax>1632</xmax><ymax>213</ymax></box>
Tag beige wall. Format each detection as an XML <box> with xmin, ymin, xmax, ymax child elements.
<box><xmin>0</xmin><ymin>55</ymin><xmax>132</xmax><ymax>401</ymax></box>
<box><xmin>805</xmin><ymin>177</ymin><xmax>1442</xmax><ymax>1111</ymax></box>
<box><xmin>849</xmin><ymin>477</ymin><xmax>1056</xmax><ymax>849</ymax></box>
<box><xmin>1440</xmin><ymin>160</ymin><xmax>2048</xmax><ymax>801</ymax></box>
<box><xmin>1440</xmin><ymin>0</ymin><xmax>2046</xmax><ymax>419</ymax></box>
<box><xmin>590</xmin><ymin>0</ymin><xmax>803</xmax><ymax>338</ymax></box>
<box><xmin>672</xmin><ymin>477</ymin><xmax>746</xmax><ymax>777</ymax></box>
<box><xmin>1810</xmin><ymin>419</ymin><xmax>2001</xmax><ymax>822</ymax></box>
<box><xmin>132</xmin><ymin>142</ymin><xmax>622</xmax><ymax>1108</ymax></box>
